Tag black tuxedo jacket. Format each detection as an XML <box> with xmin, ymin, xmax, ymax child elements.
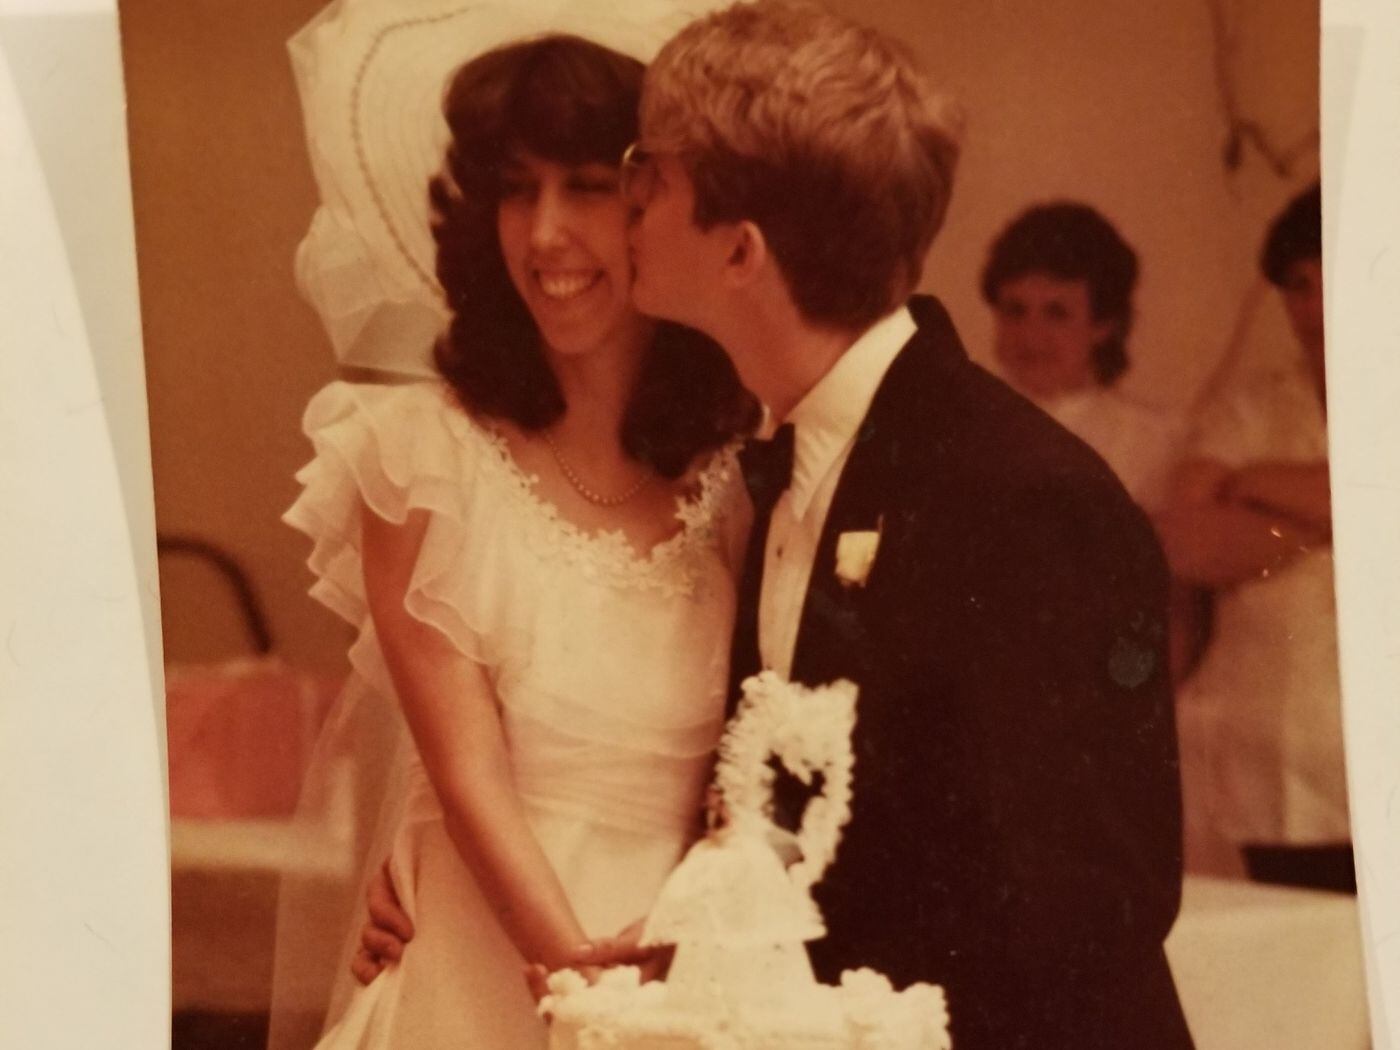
<box><xmin>730</xmin><ymin>296</ymin><xmax>1194</xmax><ymax>1049</ymax></box>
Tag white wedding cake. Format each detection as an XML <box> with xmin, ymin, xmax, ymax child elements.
<box><xmin>541</xmin><ymin>673</ymin><xmax>951</xmax><ymax>1050</ymax></box>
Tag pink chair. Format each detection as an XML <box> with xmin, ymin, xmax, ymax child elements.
<box><xmin>160</xmin><ymin>536</ymin><xmax>355</xmax><ymax>1016</ymax></box>
<box><xmin>166</xmin><ymin>657</ymin><xmax>341</xmax><ymax>820</ymax></box>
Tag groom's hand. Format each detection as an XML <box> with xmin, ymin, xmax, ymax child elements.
<box><xmin>350</xmin><ymin>859</ymin><xmax>415</xmax><ymax>985</ymax></box>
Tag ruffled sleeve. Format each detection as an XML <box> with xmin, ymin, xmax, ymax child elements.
<box><xmin>283</xmin><ymin>380</ymin><xmax>503</xmax><ymax>693</ymax></box>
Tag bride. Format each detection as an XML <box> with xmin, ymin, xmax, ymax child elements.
<box><xmin>272</xmin><ymin>3</ymin><xmax>754</xmax><ymax>1047</ymax></box>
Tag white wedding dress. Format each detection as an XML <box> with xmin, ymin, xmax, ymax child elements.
<box><xmin>277</xmin><ymin>379</ymin><xmax>746</xmax><ymax>1049</ymax></box>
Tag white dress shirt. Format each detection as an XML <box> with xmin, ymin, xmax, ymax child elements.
<box><xmin>758</xmin><ymin>307</ymin><xmax>917</xmax><ymax>677</ymax></box>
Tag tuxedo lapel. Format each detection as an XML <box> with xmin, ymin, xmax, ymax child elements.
<box><xmin>731</xmin><ymin>296</ymin><xmax>968</xmax><ymax>701</ymax></box>
<box><xmin>788</xmin><ymin>301</ymin><xmax>965</xmax><ymax>688</ymax></box>
<box><xmin>728</xmin><ymin>490</ymin><xmax>771</xmax><ymax>705</ymax></box>
<box><xmin>786</xmin><ymin>412</ymin><xmax>887</xmax><ymax>688</ymax></box>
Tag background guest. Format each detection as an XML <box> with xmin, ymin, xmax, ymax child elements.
<box><xmin>981</xmin><ymin>203</ymin><xmax>1207</xmax><ymax>680</ymax></box>
<box><xmin>980</xmin><ymin>202</ymin><xmax>1187</xmax><ymax>515</ymax></box>
<box><xmin>1157</xmin><ymin>184</ymin><xmax>1351</xmax><ymax>892</ymax></box>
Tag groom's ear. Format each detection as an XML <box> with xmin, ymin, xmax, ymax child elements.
<box><xmin>721</xmin><ymin>220</ymin><xmax>769</xmax><ymax>289</ymax></box>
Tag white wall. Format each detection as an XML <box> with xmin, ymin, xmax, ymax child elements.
<box><xmin>828</xmin><ymin>0</ymin><xmax>1320</xmax><ymax>408</ymax></box>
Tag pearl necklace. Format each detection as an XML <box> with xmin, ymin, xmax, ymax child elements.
<box><xmin>542</xmin><ymin>428</ymin><xmax>652</xmax><ymax>507</ymax></box>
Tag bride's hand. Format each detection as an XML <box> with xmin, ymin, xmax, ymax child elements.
<box><xmin>523</xmin><ymin>957</ymin><xmax>603</xmax><ymax>1006</ymax></box>
<box><xmin>523</xmin><ymin>921</ymin><xmax>670</xmax><ymax>1006</ymax></box>
<box><xmin>585</xmin><ymin>920</ymin><xmax>673</xmax><ymax>982</ymax></box>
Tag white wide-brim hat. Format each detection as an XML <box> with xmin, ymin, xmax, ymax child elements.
<box><xmin>289</xmin><ymin>0</ymin><xmax>726</xmax><ymax>377</ymax></box>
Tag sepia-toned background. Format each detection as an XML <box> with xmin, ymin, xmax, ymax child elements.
<box><xmin>115</xmin><ymin>1</ymin><xmax>1359</xmax><ymax>1047</ymax></box>
<box><xmin>123</xmin><ymin>0</ymin><xmax>1319</xmax><ymax>672</ymax></box>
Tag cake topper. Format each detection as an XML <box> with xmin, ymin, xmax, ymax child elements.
<box><xmin>640</xmin><ymin>672</ymin><xmax>859</xmax><ymax>950</ymax></box>
<box><xmin>540</xmin><ymin>675</ymin><xmax>951</xmax><ymax>1049</ymax></box>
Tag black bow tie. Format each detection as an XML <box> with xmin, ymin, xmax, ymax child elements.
<box><xmin>738</xmin><ymin>423</ymin><xmax>795</xmax><ymax>515</ymax></box>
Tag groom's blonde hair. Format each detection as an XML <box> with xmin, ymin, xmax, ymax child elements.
<box><xmin>640</xmin><ymin>0</ymin><xmax>963</xmax><ymax>330</ymax></box>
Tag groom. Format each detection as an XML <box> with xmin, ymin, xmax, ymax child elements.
<box><xmin>361</xmin><ymin>2</ymin><xmax>1193</xmax><ymax>1046</ymax></box>
<box><xmin>622</xmin><ymin>3</ymin><xmax>1192</xmax><ymax>1047</ymax></box>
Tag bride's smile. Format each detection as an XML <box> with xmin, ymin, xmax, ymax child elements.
<box><xmin>497</xmin><ymin>153</ymin><xmax>646</xmax><ymax>360</ymax></box>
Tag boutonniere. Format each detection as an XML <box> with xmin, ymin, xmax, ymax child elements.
<box><xmin>834</xmin><ymin>517</ymin><xmax>883</xmax><ymax>589</ymax></box>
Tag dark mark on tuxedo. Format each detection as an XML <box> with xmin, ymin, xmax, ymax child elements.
<box><xmin>808</xmin><ymin>589</ymin><xmax>865</xmax><ymax>642</ymax></box>
<box><xmin>1108</xmin><ymin>635</ymin><xmax>1156</xmax><ymax>688</ymax></box>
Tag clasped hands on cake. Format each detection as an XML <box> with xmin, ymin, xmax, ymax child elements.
<box><xmin>351</xmin><ymin>684</ymin><xmax>822</xmax><ymax>1001</ymax></box>
<box><xmin>350</xmin><ymin>852</ymin><xmax>674</xmax><ymax>1002</ymax></box>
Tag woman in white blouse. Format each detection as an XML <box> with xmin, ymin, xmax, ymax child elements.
<box><xmin>979</xmin><ymin>202</ymin><xmax>1187</xmax><ymax>517</ymax></box>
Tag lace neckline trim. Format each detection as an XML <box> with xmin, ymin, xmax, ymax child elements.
<box><xmin>434</xmin><ymin>386</ymin><xmax>739</xmax><ymax>595</ymax></box>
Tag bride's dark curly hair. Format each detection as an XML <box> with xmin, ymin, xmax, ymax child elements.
<box><xmin>430</xmin><ymin>35</ymin><xmax>758</xmax><ymax>478</ymax></box>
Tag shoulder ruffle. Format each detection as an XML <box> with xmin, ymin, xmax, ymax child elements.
<box><xmin>284</xmin><ymin>381</ymin><xmax>739</xmax><ymax>832</ymax></box>
<box><xmin>285</xmin><ymin>382</ymin><xmax>745</xmax><ymax>705</ymax></box>
<box><xmin>283</xmin><ymin>381</ymin><xmax>514</xmax><ymax>680</ymax></box>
